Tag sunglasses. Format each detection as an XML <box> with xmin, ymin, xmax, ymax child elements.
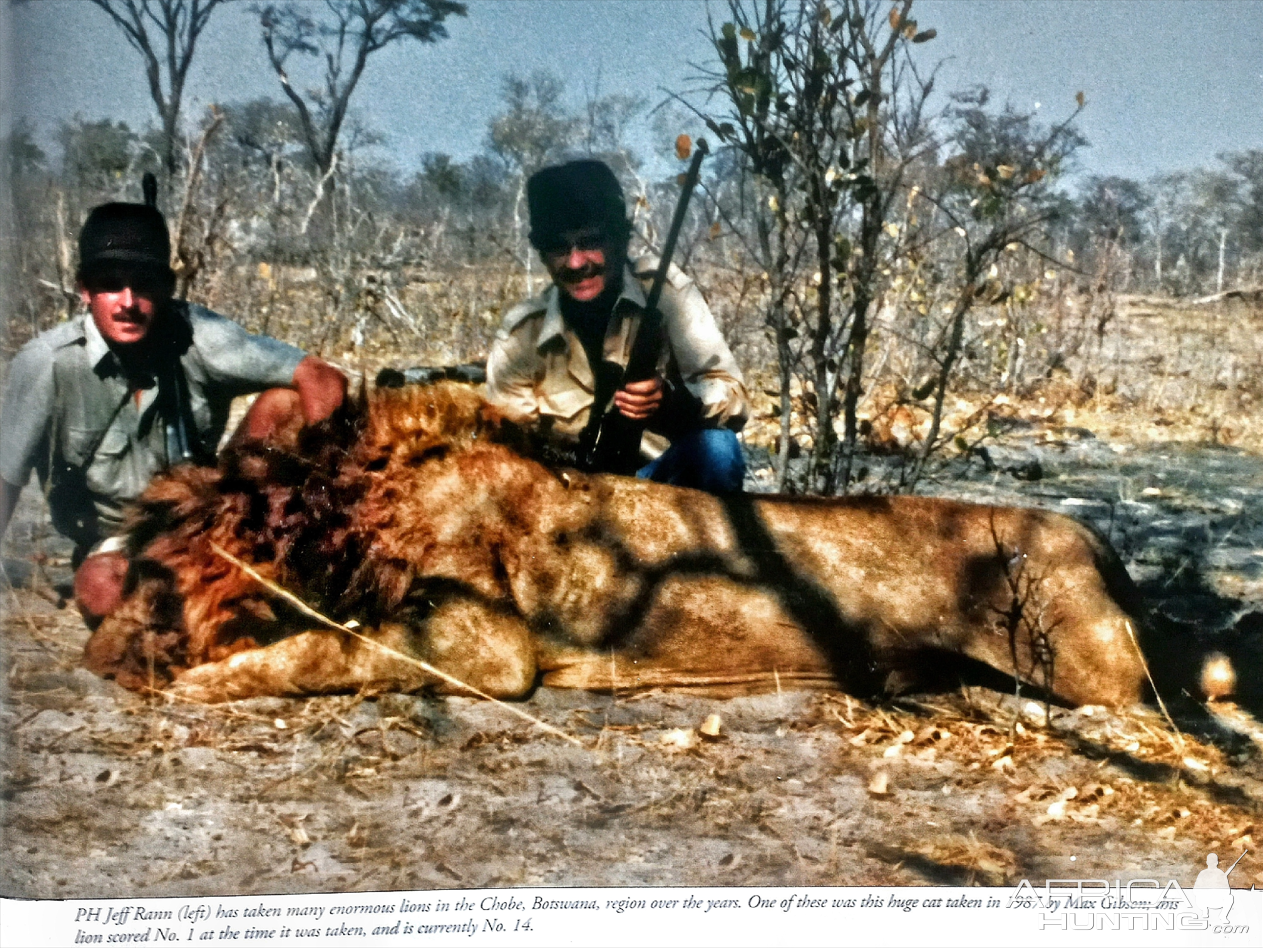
<box><xmin>538</xmin><ymin>230</ymin><xmax>607</xmax><ymax>256</ymax></box>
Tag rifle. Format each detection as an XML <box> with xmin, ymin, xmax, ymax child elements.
<box><xmin>1224</xmin><ymin>849</ymin><xmax>1248</xmax><ymax>878</ymax></box>
<box><xmin>576</xmin><ymin>138</ymin><xmax>710</xmax><ymax>474</ymax></box>
<box><xmin>375</xmin><ymin>362</ymin><xmax>487</xmax><ymax>389</ymax></box>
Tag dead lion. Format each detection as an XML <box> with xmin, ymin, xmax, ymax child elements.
<box><xmin>85</xmin><ymin>382</ymin><xmax>1154</xmax><ymax>707</ymax></box>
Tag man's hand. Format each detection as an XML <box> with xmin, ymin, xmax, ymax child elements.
<box><xmin>292</xmin><ymin>356</ymin><xmax>347</xmax><ymax>425</ymax></box>
<box><xmin>236</xmin><ymin>358</ymin><xmax>347</xmax><ymax>445</ymax></box>
<box><xmin>612</xmin><ymin>377</ymin><xmax>663</xmax><ymax>421</ymax></box>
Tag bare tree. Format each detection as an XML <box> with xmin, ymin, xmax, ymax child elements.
<box><xmin>169</xmin><ymin>105</ymin><xmax>226</xmax><ymax>297</ymax></box>
<box><xmin>687</xmin><ymin>1</ymin><xmax>1087</xmax><ymax>494</ymax></box>
<box><xmin>1189</xmin><ymin>169</ymin><xmax>1240</xmax><ymax>293</ymax></box>
<box><xmin>85</xmin><ymin>0</ymin><xmax>227</xmax><ymax>184</ymax></box>
<box><xmin>691</xmin><ymin>0</ymin><xmax>937</xmax><ymax>493</ymax></box>
<box><xmin>903</xmin><ymin>91</ymin><xmax>1085</xmax><ymax>484</ymax></box>
<box><xmin>687</xmin><ymin>0</ymin><xmax>805</xmax><ymax>490</ymax></box>
<box><xmin>258</xmin><ymin>0</ymin><xmax>466</xmax><ymax>178</ymax></box>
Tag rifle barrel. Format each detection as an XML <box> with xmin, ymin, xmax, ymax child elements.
<box><xmin>643</xmin><ymin>139</ymin><xmax>710</xmax><ymax>321</ymax></box>
<box><xmin>1225</xmin><ymin>849</ymin><xmax>1248</xmax><ymax>876</ymax></box>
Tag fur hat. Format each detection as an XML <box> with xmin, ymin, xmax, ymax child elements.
<box><xmin>77</xmin><ymin>175</ymin><xmax>174</xmax><ymax>288</ymax></box>
<box><xmin>527</xmin><ymin>160</ymin><xmax>631</xmax><ymax>251</ymax></box>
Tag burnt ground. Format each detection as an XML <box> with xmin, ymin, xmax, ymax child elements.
<box><xmin>3</xmin><ymin>427</ymin><xmax>1263</xmax><ymax>898</ymax></box>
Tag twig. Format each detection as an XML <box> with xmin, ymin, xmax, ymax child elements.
<box><xmin>380</xmin><ymin>285</ymin><xmax>423</xmax><ymax>337</ymax></box>
<box><xmin>300</xmin><ymin>152</ymin><xmax>339</xmax><ymax>236</ymax></box>
<box><xmin>172</xmin><ymin>106</ymin><xmax>225</xmax><ymax>277</ymax></box>
<box><xmin>207</xmin><ymin>542</ymin><xmax>583</xmax><ymax>748</ymax></box>
<box><xmin>0</xmin><ymin>560</ymin><xmax>64</xmax><ymax>657</ymax></box>
<box><xmin>1123</xmin><ymin>619</ymin><xmax>1184</xmax><ymax>753</ymax></box>
<box><xmin>36</xmin><ymin>278</ymin><xmax>78</xmax><ymax>301</ymax></box>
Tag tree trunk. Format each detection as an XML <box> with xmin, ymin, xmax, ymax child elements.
<box><xmin>917</xmin><ymin>258</ymin><xmax>982</xmax><ymax>478</ymax></box>
<box><xmin>1003</xmin><ymin>301</ymin><xmax>1020</xmax><ymax>393</ymax></box>
<box><xmin>752</xmin><ymin>175</ymin><xmax>794</xmax><ymax>492</ymax></box>
<box><xmin>838</xmin><ymin>39</ymin><xmax>892</xmax><ymax>493</ymax></box>
<box><xmin>53</xmin><ymin>190</ymin><xmax>76</xmax><ymax>321</ymax></box>
<box><xmin>840</xmin><ymin>257</ymin><xmax>873</xmax><ymax>492</ymax></box>
<box><xmin>1217</xmin><ymin>227</ymin><xmax>1228</xmax><ymax>293</ymax></box>
<box><xmin>809</xmin><ymin>212</ymin><xmax>836</xmax><ymax>495</ymax></box>
<box><xmin>162</xmin><ymin>106</ymin><xmax>181</xmax><ymax>201</ymax></box>
<box><xmin>513</xmin><ymin>173</ymin><xmax>532</xmax><ymax>296</ymax></box>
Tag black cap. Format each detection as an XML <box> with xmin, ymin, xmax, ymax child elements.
<box><xmin>77</xmin><ymin>201</ymin><xmax>174</xmax><ymax>288</ymax></box>
<box><xmin>527</xmin><ymin>160</ymin><xmax>631</xmax><ymax>251</ymax></box>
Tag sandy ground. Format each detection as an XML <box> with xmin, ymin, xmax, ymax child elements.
<box><xmin>3</xmin><ymin>593</ymin><xmax>1262</xmax><ymax>898</ymax></box>
<box><xmin>3</xmin><ymin>429</ymin><xmax>1263</xmax><ymax>898</ymax></box>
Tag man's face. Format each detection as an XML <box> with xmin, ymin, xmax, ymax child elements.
<box><xmin>541</xmin><ymin>227</ymin><xmax>623</xmax><ymax>304</ymax></box>
<box><xmin>79</xmin><ymin>269</ymin><xmax>169</xmax><ymax>346</ymax></box>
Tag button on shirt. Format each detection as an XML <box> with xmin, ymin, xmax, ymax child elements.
<box><xmin>486</xmin><ymin>255</ymin><xmax>749</xmax><ymax>442</ymax></box>
<box><xmin>0</xmin><ymin>303</ymin><xmax>306</xmax><ymax>538</ymax></box>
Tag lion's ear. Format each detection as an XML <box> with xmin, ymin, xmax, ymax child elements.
<box><xmin>476</xmin><ymin>401</ymin><xmax>508</xmax><ymax>438</ymax></box>
<box><xmin>483</xmin><ymin>408</ymin><xmax>551</xmax><ymax>464</ymax></box>
<box><xmin>478</xmin><ymin>401</ymin><xmax>537</xmax><ymax>450</ymax></box>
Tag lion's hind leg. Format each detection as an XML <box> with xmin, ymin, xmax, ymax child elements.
<box><xmin>412</xmin><ymin>595</ymin><xmax>538</xmax><ymax>699</ymax></box>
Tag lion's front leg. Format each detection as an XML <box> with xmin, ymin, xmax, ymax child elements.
<box><xmin>168</xmin><ymin>598</ymin><xmax>537</xmax><ymax>703</ymax></box>
<box><xmin>168</xmin><ymin>624</ymin><xmax>427</xmax><ymax>702</ymax></box>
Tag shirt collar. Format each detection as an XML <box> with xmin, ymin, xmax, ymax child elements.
<box><xmin>82</xmin><ymin>314</ymin><xmax>117</xmax><ymax>373</ymax></box>
<box><xmin>535</xmin><ymin>262</ymin><xmax>646</xmax><ymax>352</ymax></box>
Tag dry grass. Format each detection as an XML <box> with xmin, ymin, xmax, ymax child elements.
<box><xmin>10</xmin><ymin>254</ymin><xmax>1259</xmax><ymax>460</ymax></box>
<box><xmin>805</xmin><ymin>690</ymin><xmax>1261</xmax><ymax>883</ymax></box>
<box><xmin>735</xmin><ymin>293</ymin><xmax>1263</xmax><ymax>460</ymax></box>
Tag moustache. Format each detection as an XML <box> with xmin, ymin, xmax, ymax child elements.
<box><xmin>556</xmin><ymin>261</ymin><xmax>605</xmax><ymax>284</ymax></box>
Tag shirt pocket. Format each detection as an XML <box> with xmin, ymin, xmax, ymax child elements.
<box><xmin>82</xmin><ymin>426</ymin><xmax>134</xmax><ymax>498</ymax></box>
<box><xmin>60</xmin><ymin>425</ymin><xmax>104</xmax><ymax>468</ymax></box>
<box><xmin>536</xmin><ymin>348</ymin><xmax>593</xmax><ymax>424</ymax></box>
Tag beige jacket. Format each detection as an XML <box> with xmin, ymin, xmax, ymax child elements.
<box><xmin>486</xmin><ymin>255</ymin><xmax>749</xmax><ymax>445</ymax></box>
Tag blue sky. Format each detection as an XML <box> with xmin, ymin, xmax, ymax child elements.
<box><xmin>5</xmin><ymin>0</ymin><xmax>1262</xmax><ymax>184</ymax></box>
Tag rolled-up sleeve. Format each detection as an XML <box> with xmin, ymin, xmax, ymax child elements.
<box><xmin>190</xmin><ymin>308</ymin><xmax>306</xmax><ymax>393</ymax></box>
<box><xmin>0</xmin><ymin>341</ymin><xmax>55</xmax><ymax>487</ymax></box>
<box><xmin>658</xmin><ymin>267</ymin><xmax>750</xmax><ymax>430</ymax></box>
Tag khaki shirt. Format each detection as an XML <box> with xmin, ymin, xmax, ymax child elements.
<box><xmin>486</xmin><ymin>255</ymin><xmax>749</xmax><ymax>445</ymax></box>
<box><xmin>0</xmin><ymin>303</ymin><xmax>306</xmax><ymax>539</ymax></box>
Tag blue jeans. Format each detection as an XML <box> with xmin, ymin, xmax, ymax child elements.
<box><xmin>636</xmin><ymin>428</ymin><xmax>745</xmax><ymax>494</ymax></box>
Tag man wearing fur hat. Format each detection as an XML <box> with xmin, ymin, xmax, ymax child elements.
<box><xmin>0</xmin><ymin>193</ymin><xmax>346</xmax><ymax>625</ymax></box>
<box><xmin>486</xmin><ymin>159</ymin><xmax>749</xmax><ymax>492</ymax></box>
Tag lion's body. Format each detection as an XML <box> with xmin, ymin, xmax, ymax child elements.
<box><xmin>85</xmin><ymin>383</ymin><xmax>1149</xmax><ymax>706</ymax></box>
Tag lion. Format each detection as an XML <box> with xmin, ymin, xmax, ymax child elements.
<box><xmin>84</xmin><ymin>382</ymin><xmax>1157</xmax><ymax>707</ymax></box>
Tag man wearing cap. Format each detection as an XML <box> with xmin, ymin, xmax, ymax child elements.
<box><xmin>0</xmin><ymin>196</ymin><xmax>346</xmax><ymax>625</ymax></box>
<box><xmin>486</xmin><ymin>159</ymin><xmax>749</xmax><ymax>493</ymax></box>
